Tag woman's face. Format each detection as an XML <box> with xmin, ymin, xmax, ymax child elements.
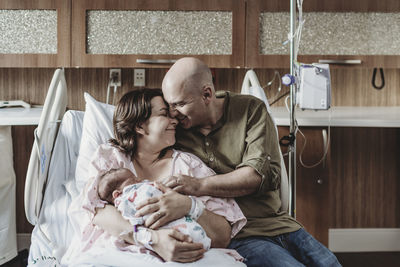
<box><xmin>139</xmin><ymin>96</ymin><xmax>178</xmax><ymax>151</ymax></box>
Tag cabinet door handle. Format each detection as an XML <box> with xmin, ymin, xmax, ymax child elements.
<box><xmin>136</xmin><ymin>59</ymin><xmax>177</xmax><ymax>64</ymax></box>
<box><xmin>322</xmin><ymin>129</ymin><xmax>328</xmax><ymax>168</ymax></box>
<box><xmin>318</xmin><ymin>59</ymin><xmax>362</xmax><ymax>65</ymax></box>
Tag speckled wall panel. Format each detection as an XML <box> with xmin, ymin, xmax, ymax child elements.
<box><xmin>260</xmin><ymin>12</ymin><xmax>400</xmax><ymax>55</ymax></box>
<box><xmin>0</xmin><ymin>10</ymin><xmax>57</xmax><ymax>54</ymax></box>
<box><xmin>86</xmin><ymin>10</ymin><xmax>232</xmax><ymax>55</ymax></box>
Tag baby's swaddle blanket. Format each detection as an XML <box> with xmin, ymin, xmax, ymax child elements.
<box><xmin>116</xmin><ymin>182</ymin><xmax>211</xmax><ymax>250</ymax></box>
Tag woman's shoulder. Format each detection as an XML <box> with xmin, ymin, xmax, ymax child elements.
<box><xmin>91</xmin><ymin>143</ymin><xmax>131</xmax><ymax>167</ymax></box>
<box><xmin>95</xmin><ymin>143</ymin><xmax>127</xmax><ymax>157</ymax></box>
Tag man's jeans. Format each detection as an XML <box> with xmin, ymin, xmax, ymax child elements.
<box><xmin>228</xmin><ymin>228</ymin><xmax>341</xmax><ymax>267</ymax></box>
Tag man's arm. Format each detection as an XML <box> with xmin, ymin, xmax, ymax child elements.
<box><xmin>166</xmin><ymin>100</ymin><xmax>281</xmax><ymax>198</ymax></box>
<box><xmin>199</xmin><ymin>166</ymin><xmax>261</xmax><ymax>197</ymax></box>
<box><xmin>166</xmin><ymin>166</ymin><xmax>261</xmax><ymax>198</ymax></box>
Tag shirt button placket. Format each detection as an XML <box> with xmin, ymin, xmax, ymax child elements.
<box><xmin>204</xmin><ymin>138</ymin><xmax>214</xmax><ymax>164</ymax></box>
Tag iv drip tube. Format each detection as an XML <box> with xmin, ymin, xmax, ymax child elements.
<box><xmin>289</xmin><ymin>0</ymin><xmax>297</xmax><ymax>218</ymax></box>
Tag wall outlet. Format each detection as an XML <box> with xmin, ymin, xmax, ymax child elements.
<box><xmin>109</xmin><ymin>69</ymin><xmax>121</xmax><ymax>87</ymax></box>
<box><xmin>134</xmin><ymin>69</ymin><xmax>145</xmax><ymax>87</ymax></box>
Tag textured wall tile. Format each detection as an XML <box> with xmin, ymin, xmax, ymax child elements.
<box><xmin>0</xmin><ymin>10</ymin><xmax>57</xmax><ymax>54</ymax></box>
<box><xmin>260</xmin><ymin>12</ymin><xmax>400</xmax><ymax>55</ymax></box>
<box><xmin>87</xmin><ymin>10</ymin><xmax>232</xmax><ymax>55</ymax></box>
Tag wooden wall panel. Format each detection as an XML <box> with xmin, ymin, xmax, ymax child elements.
<box><xmin>253</xmin><ymin>68</ymin><xmax>400</xmax><ymax>107</ymax></box>
<box><xmin>329</xmin><ymin>127</ymin><xmax>400</xmax><ymax>228</ymax></box>
<box><xmin>11</xmin><ymin>126</ymin><xmax>35</xmax><ymax>233</ymax></box>
<box><xmin>1</xmin><ymin>68</ymin><xmax>399</xmax><ymax>109</ymax></box>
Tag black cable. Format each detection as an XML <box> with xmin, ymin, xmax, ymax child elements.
<box><xmin>372</xmin><ymin>68</ymin><xmax>385</xmax><ymax>90</ymax></box>
<box><xmin>269</xmin><ymin>91</ymin><xmax>290</xmax><ymax>106</ymax></box>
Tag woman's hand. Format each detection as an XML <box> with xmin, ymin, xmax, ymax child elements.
<box><xmin>135</xmin><ymin>182</ymin><xmax>191</xmax><ymax>229</ymax></box>
<box><xmin>151</xmin><ymin>229</ymin><xmax>205</xmax><ymax>262</ymax></box>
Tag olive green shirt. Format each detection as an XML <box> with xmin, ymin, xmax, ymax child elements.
<box><xmin>175</xmin><ymin>91</ymin><xmax>302</xmax><ymax>239</ymax></box>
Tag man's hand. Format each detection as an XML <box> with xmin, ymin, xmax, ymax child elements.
<box><xmin>135</xmin><ymin>182</ymin><xmax>191</xmax><ymax>229</ymax></box>
<box><xmin>151</xmin><ymin>229</ymin><xmax>205</xmax><ymax>262</ymax></box>
<box><xmin>163</xmin><ymin>174</ymin><xmax>203</xmax><ymax>196</ymax></box>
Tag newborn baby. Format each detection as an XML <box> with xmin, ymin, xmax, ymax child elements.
<box><xmin>97</xmin><ymin>168</ymin><xmax>211</xmax><ymax>250</ymax></box>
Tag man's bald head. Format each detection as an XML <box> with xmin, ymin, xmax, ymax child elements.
<box><xmin>162</xmin><ymin>57</ymin><xmax>214</xmax><ymax>96</ymax></box>
<box><xmin>161</xmin><ymin>58</ymin><xmax>220</xmax><ymax>130</ymax></box>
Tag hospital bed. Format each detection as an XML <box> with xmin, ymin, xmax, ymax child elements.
<box><xmin>24</xmin><ymin>69</ymin><xmax>288</xmax><ymax>266</ymax></box>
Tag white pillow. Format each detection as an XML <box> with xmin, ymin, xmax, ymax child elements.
<box><xmin>75</xmin><ymin>93</ymin><xmax>115</xmax><ymax>190</ymax></box>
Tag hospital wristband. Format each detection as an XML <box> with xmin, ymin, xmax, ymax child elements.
<box><xmin>188</xmin><ymin>195</ymin><xmax>196</xmax><ymax>215</ymax></box>
<box><xmin>133</xmin><ymin>225</ymin><xmax>154</xmax><ymax>250</ymax></box>
<box><xmin>188</xmin><ymin>196</ymin><xmax>205</xmax><ymax>221</ymax></box>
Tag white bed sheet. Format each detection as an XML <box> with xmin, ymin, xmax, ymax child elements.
<box><xmin>28</xmin><ymin>110</ymin><xmax>84</xmax><ymax>267</ymax></box>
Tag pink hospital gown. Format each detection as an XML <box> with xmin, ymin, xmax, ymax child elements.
<box><xmin>70</xmin><ymin>144</ymin><xmax>247</xmax><ymax>260</ymax></box>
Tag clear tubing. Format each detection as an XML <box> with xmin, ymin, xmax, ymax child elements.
<box><xmin>289</xmin><ymin>0</ymin><xmax>297</xmax><ymax>218</ymax></box>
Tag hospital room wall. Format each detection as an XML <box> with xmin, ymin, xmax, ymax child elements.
<box><xmin>0</xmin><ymin>67</ymin><xmax>399</xmax><ymax>244</ymax></box>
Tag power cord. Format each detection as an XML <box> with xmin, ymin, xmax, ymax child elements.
<box><xmin>283</xmin><ymin>95</ymin><xmax>332</xmax><ymax>168</ymax></box>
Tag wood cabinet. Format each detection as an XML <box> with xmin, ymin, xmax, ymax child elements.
<box><xmin>246</xmin><ymin>0</ymin><xmax>400</xmax><ymax>68</ymax></box>
<box><xmin>1</xmin><ymin>0</ymin><xmax>399</xmax><ymax>68</ymax></box>
<box><xmin>279</xmin><ymin>126</ymin><xmax>330</xmax><ymax>245</ymax></box>
<box><xmin>278</xmin><ymin>125</ymin><xmax>400</xmax><ymax>247</ymax></box>
<box><xmin>71</xmin><ymin>0</ymin><xmax>245</xmax><ymax>68</ymax></box>
<box><xmin>0</xmin><ymin>0</ymin><xmax>70</xmax><ymax>67</ymax></box>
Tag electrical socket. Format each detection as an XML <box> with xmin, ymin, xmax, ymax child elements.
<box><xmin>110</xmin><ymin>69</ymin><xmax>121</xmax><ymax>87</ymax></box>
<box><xmin>134</xmin><ymin>69</ymin><xmax>145</xmax><ymax>87</ymax></box>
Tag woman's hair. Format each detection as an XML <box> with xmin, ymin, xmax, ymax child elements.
<box><xmin>109</xmin><ymin>88</ymin><xmax>163</xmax><ymax>157</ymax></box>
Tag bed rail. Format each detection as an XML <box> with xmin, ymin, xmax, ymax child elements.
<box><xmin>25</xmin><ymin>69</ymin><xmax>68</xmax><ymax>225</ymax></box>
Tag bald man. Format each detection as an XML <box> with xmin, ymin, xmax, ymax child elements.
<box><xmin>160</xmin><ymin>57</ymin><xmax>340</xmax><ymax>267</ymax></box>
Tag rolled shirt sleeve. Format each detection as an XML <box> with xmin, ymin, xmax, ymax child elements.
<box><xmin>236</xmin><ymin>101</ymin><xmax>281</xmax><ymax>196</ymax></box>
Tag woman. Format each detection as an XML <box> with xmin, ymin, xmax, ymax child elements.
<box><xmin>67</xmin><ymin>89</ymin><xmax>246</xmax><ymax>265</ymax></box>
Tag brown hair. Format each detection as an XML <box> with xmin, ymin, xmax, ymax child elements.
<box><xmin>109</xmin><ymin>88</ymin><xmax>163</xmax><ymax>157</ymax></box>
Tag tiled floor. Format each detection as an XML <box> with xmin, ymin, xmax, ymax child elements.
<box><xmin>0</xmin><ymin>250</ymin><xmax>28</xmax><ymax>267</ymax></box>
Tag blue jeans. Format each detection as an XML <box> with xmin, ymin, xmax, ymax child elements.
<box><xmin>228</xmin><ymin>228</ymin><xmax>341</xmax><ymax>267</ymax></box>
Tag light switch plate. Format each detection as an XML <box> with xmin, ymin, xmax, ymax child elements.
<box><xmin>134</xmin><ymin>69</ymin><xmax>145</xmax><ymax>87</ymax></box>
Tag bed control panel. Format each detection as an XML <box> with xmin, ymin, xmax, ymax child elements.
<box><xmin>0</xmin><ymin>100</ymin><xmax>31</xmax><ymax>109</ymax></box>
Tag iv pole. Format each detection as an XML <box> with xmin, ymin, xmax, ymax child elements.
<box><xmin>289</xmin><ymin>0</ymin><xmax>297</xmax><ymax>218</ymax></box>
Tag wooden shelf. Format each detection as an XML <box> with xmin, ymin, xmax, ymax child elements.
<box><xmin>271</xmin><ymin>106</ymin><xmax>400</xmax><ymax>127</ymax></box>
